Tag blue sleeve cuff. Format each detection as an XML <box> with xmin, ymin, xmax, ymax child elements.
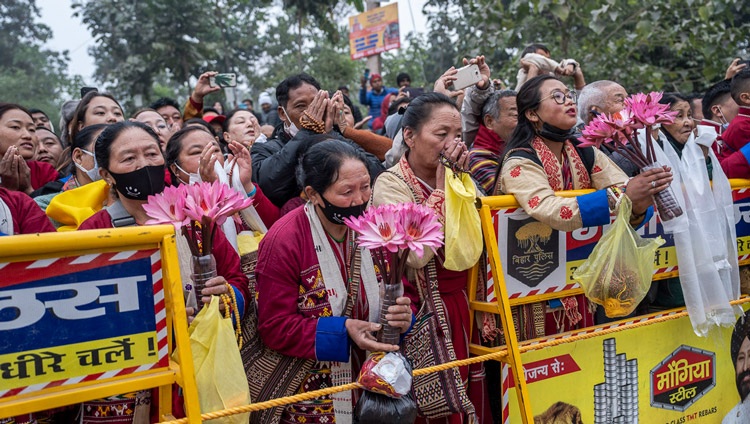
<box><xmin>315</xmin><ymin>316</ymin><xmax>350</xmax><ymax>362</ymax></box>
<box><xmin>399</xmin><ymin>314</ymin><xmax>417</xmax><ymax>344</ymax></box>
<box><xmin>578</xmin><ymin>189</ymin><xmax>610</xmax><ymax>227</ymax></box>
<box><xmin>231</xmin><ymin>286</ymin><xmax>245</xmax><ymax>326</ymax></box>
<box><xmin>634</xmin><ymin>206</ymin><xmax>654</xmax><ymax>230</ymax></box>
<box><xmin>740</xmin><ymin>143</ymin><xmax>750</xmax><ymax>164</ymax></box>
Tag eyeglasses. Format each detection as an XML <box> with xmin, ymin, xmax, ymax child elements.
<box><xmin>538</xmin><ymin>90</ymin><xmax>577</xmax><ymax>105</ymax></box>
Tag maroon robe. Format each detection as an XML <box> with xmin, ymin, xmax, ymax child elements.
<box><xmin>255</xmin><ymin>205</ymin><xmax>418</xmax><ymax>423</ymax></box>
<box><xmin>0</xmin><ymin>187</ymin><xmax>55</xmax><ymax>234</ymax></box>
<box><xmin>28</xmin><ymin>160</ymin><xmax>60</xmax><ymax>190</ymax></box>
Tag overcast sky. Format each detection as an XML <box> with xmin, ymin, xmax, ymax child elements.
<box><xmin>36</xmin><ymin>0</ymin><xmax>428</xmax><ymax>84</ymax></box>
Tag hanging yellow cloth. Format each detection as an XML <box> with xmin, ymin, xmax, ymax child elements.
<box><xmin>46</xmin><ymin>180</ymin><xmax>110</xmax><ymax>231</ymax></box>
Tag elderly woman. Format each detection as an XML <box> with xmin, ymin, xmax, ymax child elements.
<box><xmin>251</xmin><ymin>140</ymin><xmax>416</xmax><ymax>424</ymax></box>
<box><xmin>371</xmin><ymin>92</ymin><xmax>487</xmax><ymax>423</ymax></box>
<box><xmin>0</xmin><ymin>103</ymin><xmax>60</xmax><ymax>194</ymax></box>
<box><xmin>497</xmin><ymin>75</ymin><xmax>672</xmax><ymax>329</ymax></box>
<box><xmin>76</xmin><ymin>120</ymin><xmax>248</xmax><ymax>422</ymax></box>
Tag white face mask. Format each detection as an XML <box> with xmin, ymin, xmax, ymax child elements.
<box><xmin>281</xmin><ymin>107</ymin><xmax>299</xmax><ymax>137</ymax></box>
<box><xmin>174</xmin><ymin>162</ymin><xmax>201</xmax><ymax>185</ymax></box>
<box><xmin>74</xmin><ymin>149</ymin><xmax>102</xmax><ymax>182</ymax></box>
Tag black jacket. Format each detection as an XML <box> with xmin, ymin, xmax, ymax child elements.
<box><xmin>251</xmin><ymin>123</ymin><xmax>384</xmax><ymax>207</ymax></box>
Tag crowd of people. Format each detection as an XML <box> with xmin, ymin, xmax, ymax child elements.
<box><xmin>2</xmin><ymin>44</ymin><xmax>750</xmax><ymax>424</ymax></box>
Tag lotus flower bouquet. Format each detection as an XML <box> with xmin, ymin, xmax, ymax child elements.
<box><xmin>345</xmin><ymin>203</ymin><xmax>442</xmax><ymax>423</ymax></box>
<box><xmin>345</xmin><ymin>202</ymin><xmax>443</xmax><ymax>345</ymax></box>
<box><xmin>144</xmin><ymin>181</ymin><xmax>253</xmax><ymax>302</ymax></box>
<box><xmin>578</xmin><ymin>91</ymin><xmax>683</xmax><ymax>221</ymax></box>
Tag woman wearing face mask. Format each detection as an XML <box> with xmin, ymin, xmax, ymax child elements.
<box><xmin>250</xmin><ymin>140</ymin><xmax>416</xmax><ymax>423</ymax></box>
<box><xmin>497</xmin><ymin>75</ymin><xmax>670</xmax><ymax>228</ymax></box>
<box><xmin>371</xmin><ymin>92</ymin><xmax>488</xmax><ymax>423</ymax></box>
<box><xmin>37</xmin><ymin>125</ymin><xmax>111</xmax><ymax>227</ymax></box>
<box><xmin>76</xmin><ymin>121</ymin><xmax>249</xmax><ymax>423</ymax></box>
<box><xmin>497</xmin><ymin>75</ymin><xmax>673</xmax><ymax>330</ymax></box>
<box><xmin>0</xmin><ymin>103</ymin><xmax>60</xmax><ymax>195</ymax></box>
<box><xmin>165</xmin><ymin>126</ymin><xmax>278</xmax><ymax>229</ymax></box>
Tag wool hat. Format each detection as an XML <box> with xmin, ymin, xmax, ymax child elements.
<box><xmin>258</xmin><ymin>92</ymin><xmax>273</xmax><ymax>106</ymax></box>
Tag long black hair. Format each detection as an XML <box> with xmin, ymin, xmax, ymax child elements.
<box><xmin>502</xmin><ymin>74</ymin><xmax>559</xmax><ymax>156</ymax></box>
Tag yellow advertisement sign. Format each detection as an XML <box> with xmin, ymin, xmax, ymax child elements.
<box><xmin>348</xmin><ymin>3</ymin><xmax>400</xmax><ymax>60</ymax></box>
<box><xmin>504</xmin><ymin>303</ymin><xmax>750</xmax><ymax>423</ymax></box>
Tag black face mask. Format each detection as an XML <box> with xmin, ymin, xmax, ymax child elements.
<box><xmin>538</xmin><ymin>122</ymin><xmax>580</xmax><ymax>143</ymax></box>
<box><xmin>318</xmin><ymin>195</ymin><xmax>367</xmax><ymax>225</ymax></box>
<box><xmin>109</xmin><ymin>165</ymin><xmax>165</xmax><ymax>200</ymax></box>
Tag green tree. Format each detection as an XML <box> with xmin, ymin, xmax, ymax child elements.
<box><xmin>72</xmin><ymin>0</ymin><xmax>272</xmax><ymax>110</ymax></box>
<box><xmin>450</xmin><ymin>0</ymin><xmax>750</xmax><ymax>93</ymax></box>
<box><xmin>243</xmin><ymin>3</ymin><xmax>361</xmax><ymax>95</ymax></box>
<box><xmin>0</xmin><ymin>0</ymin><xmax>81</xmax><ymax>123</ymax></box>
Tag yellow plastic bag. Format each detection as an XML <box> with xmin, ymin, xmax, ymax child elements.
<box><xmin>189</xmin><ymin>296</ymin><xmax>251</xmax><ymax>423</ymax></box>
<box><xmin>572</xmin><ymin>196</ymin><xmax>664</xmax><ymax>318</ymax></box>
<box><xmin>444</xmin><ymin>168</ymin><xmax>483</xmax><ymax>271</ymax></box>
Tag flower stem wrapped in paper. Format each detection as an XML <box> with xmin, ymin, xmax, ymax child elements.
<box><xmin>144</xmin><ymin>181</ymin><xmax>253</xmax><ymax>309</ymax></box>
<box><xmin>578</xmin><ymin>91</ymin><xmax>683</xmax><ymax>221</ymax></box>
<box><xmin>572</xmin><ymin>195</ymin><xmax>664</xmax><ymax>317</ymax></box>
<box><xmin>344</xmin><ymin>203</ymin><xmax>443</xmax><ymax>424</ymax></box>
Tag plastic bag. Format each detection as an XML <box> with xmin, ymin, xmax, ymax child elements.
<box><xmin>189</xmin><ymin>296</ymin><xmax>251</xmax><ymax>423</ymax></box>
<box><xmin>354</xmin><ymin>352</ymin><xmax>417</xmax><ymax>423</ymax></box>
<box><xmin>357</xmin><ymin>352</ymin><xmax>412</xmax><ymax>397</ymax></box>
<box><xmin>572</xmin><ymin>196</ymin><xmax>664</xmax><ymax>318</ymax></box>
<box><xmin>444</xmin><ymin>168</ymin><xmax>483</xmax><ymax>271</ymax></box>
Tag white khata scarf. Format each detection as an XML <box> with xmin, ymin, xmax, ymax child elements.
<box><xmin>0</xmin><ymin>196</ymin><xmax>12</xmax><ymax>236</ymax></box>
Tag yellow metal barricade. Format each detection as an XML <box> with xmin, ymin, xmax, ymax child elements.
<box><xmin>468</xmin><ymin>180</ymin><xmax>750</xmax><ymax>423</ymax></box>
<box><xmin>0</xmin><ymin>226</ymin><xmax>200</xmax><ymax>423</ymax></box>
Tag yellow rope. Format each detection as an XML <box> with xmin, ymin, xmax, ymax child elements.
<box><xmin>160</xmin><ymin>298</ymin><xmax>750</xmax><ymax>423</ymax></box>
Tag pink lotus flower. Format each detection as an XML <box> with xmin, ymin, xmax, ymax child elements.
<box><xmin>579</xmin><ymin>114</ymin><xmax>620</xmax><ymax>148</ymax></box>
<box><xmin>398</xmin><ymin>203</ymin><xmax>444</xmax><ymax>258</ymax></box>
<box><xmin>184</xmin><ymin>181</ymin><xmax>253</xmax><ymax>225</ymax></box>
<box><xmin>344</xmin><ymin>204</ymin><xmax>406</xmax><ymax>253</ymax></box>
<box><xmin>143</xmin><ymin>184</ymin><xmax>189</xmax><ymax>231</ymax></box>
<box><xmin>623</xmin><ymin>91</ymin><xmax>678</xmax><ymax>129</ymax></box>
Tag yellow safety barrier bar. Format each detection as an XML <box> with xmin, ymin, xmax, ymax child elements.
<box><xmin>0</xmin><ymin>226</ymin><xmax>201</xmax><ymax>423</ymax></box>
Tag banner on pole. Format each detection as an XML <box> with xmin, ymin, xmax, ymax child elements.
<box><xmin>348</xmin><ymin>3</ymin><xmax>400</xmax><ymax>60</ymax></box>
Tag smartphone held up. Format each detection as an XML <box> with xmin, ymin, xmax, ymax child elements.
<box><xmin>209</xmin><ymin>73</ymin><xmax>237</xmax><ymax>88</ymax></box>
<box><xmin>448</xmin><ymin>64</ymin><xmax>482</xmax><ymax>92</ymax></box>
